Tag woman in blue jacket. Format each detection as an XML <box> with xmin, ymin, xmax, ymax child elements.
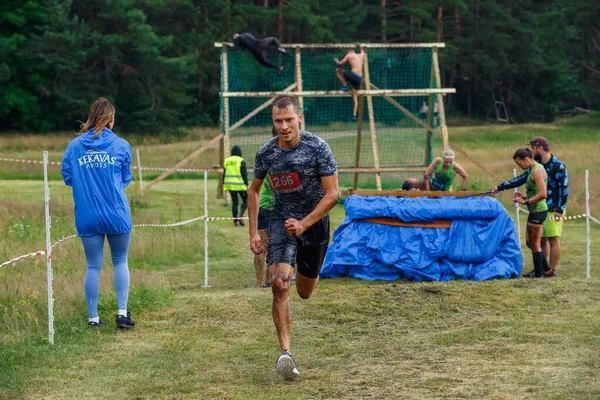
<box><xmin>61</xmin><ymin>98</ymin><xmax>135</xmax><ymax>329</ymax></box>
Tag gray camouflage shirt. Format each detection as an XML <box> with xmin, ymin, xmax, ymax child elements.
<box><xmin>254</xmin><ymin>130</ymin><xmax>338</xmax><ymax>221</ymax></box>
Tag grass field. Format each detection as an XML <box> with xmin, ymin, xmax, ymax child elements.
<box><xmin>1</xmin><ymin>115</ymin><xmax>600</xmax><ymax>399</ymax></box>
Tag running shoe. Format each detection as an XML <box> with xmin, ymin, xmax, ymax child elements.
<box><xmin>277</xmin><ymin>47</ymin><xmax>288</xmax><ymax>54</ymax></box>
<box><xmin>261</xmin><ymin>282</ymin><xmax>272</xmax><ymax>288</ymax></box>
<box><xmin>278</xmin><ymin>66</ymin><xmax>284</xmax><ymax>75</ymax></box>
<box><xmin>276</xmin><ymin>351</ymin><xmax>300</xmax><ymax>381</ymax></box>
<box><xmin>340</xmin><ymin>86</ymin><xmax>350</xmax><ymax>92</ymax></box>
<box><xmin>116</xmin><ymin>312</ymin><xmax>135</xmax><ymax>329</ymax></box>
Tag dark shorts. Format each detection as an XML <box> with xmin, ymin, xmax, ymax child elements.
<box><xmin>341</xmin><ymin>70</ymin><xmax>362</xmax><ymax>90</ymax></box>
<box><xmin>258</xmin><ymin>208</ymin><xmax>272</xmax><ymax>230</ymax></box>
<box><xmin>267</xmin><ymin>214</ymin><xmax>330</xmax><ymax>279</ymax></box>
<box><xmin>528</xmin><ymin>210</ymin><xmax>548</xmax><ymax>225</ymax></box>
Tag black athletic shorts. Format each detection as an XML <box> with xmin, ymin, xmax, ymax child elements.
<box><xmin>341</xmin><ymin>70</ymin><xmax>362</xmax><ymax>90</ymax></box>
<box><xmin>267</xmin><ymin>214</ymin><xmax>330</xmax><ymax>279</ymax></box>
<box><xmin>527</xmin><ymin>210</ymin><xmax>548</xmax><ymax>225</ymax></box>
<box><xmin>258</xmin><ymin>208</ymin><xmax>272</xmax><ymax>230</ymax></box>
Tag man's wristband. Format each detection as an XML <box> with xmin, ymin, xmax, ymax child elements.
<box><xmin>525</xmin><ymin>199</ymin><xmax>529</xmax><ymax>205</ymax></box>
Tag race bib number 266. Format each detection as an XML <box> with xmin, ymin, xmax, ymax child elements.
<box><xmin>269</xmin><ymin>171</ymin><xmax>302</xmax><ymax>193</ymax></box>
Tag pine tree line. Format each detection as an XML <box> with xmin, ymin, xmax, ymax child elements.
<box><xmin>1</xmin><ymin>0</ymin><xmax>598</xmax><ymax>133</ymax></box>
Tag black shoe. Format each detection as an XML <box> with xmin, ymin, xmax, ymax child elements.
<box><xmin>277</xmin><ymin>66</ymin><xmax>284</xmax><ymax>75</ymax></box>
<box><xmin>237</xmin><ymin>216</ymin><xmax>245</xmax><ymax>226</ymax></box>
<box><xmin>116</xmin><ymin>312</ymin><xmax>135</xmax><ymax>329</ymax></box>
<box><xmin>261</xmin><ymin>282</ymin><xmax>272</xmax><ymax>288</ymax></box>
<box><xmin>277</xmin><ymin>47</ymin><xmax>288</xmax><ymax>54</ymax></box>
<box><xmin>351</xmin><ymin>116</ymin><xmax>358</xmax><ymax>121</ymax></box>
<box><xmin>523</xmin><ymin>269</ymin><xmax>536</xmax><ymax>278</ymax></box>
<box><xmin>88</xmin><ymin>319</ymin><xmax>102</xmax><ymax>328</ymax></box>
<box><xmin>234</xmin><ymin>220</ymin><xmax>239</xmax><ymax>227</ymax></box>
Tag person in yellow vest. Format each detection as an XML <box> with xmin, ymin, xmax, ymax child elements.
<box><xmin>223</xmin><ymin>145</ymin><xmax>248</xmax><ymax>226</ymax></box>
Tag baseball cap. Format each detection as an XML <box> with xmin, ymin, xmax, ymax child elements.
<box><xmin>529</xmin><ymin>136</ymin><xmax>549</xmax><ymax>149</ymax></box>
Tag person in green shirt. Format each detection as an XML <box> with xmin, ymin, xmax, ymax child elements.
<box><xmin>492</xmin><ymin>148</ymin><xmax>549</xmax><ymax>278</ymax></box>
<box><xmin>424</xmin><ymin>148</ymin><xmax>469</xmax><ymax>191</ymax></box>
<box><xmin>253</xmin><ymin>127</ymin><xmax>278</xmax><ymax>288</ymax></box>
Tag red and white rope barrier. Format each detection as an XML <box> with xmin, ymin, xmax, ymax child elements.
<box><xmin>0</xmin><ymin>250</ymin><xmax>47</xmax><ymax>268</ymax></box>
<box><xmin>0</xmin><ymin>156</ymin><xmax>207</xmax><ymax>173</ymax></box>
<box><xmin>516</xmin><ymin>206</ymin><xmax>594</xmax><ymax>221</ymax></box>
<box><xmin>0</xmin><ymin>157</ymin><xmax>61</xmax><ymax>165</ymax></box>
<box><xmin>0</xmin><ymin>215</ymin><xmax>249</xmax><ymax>270</ymax></box>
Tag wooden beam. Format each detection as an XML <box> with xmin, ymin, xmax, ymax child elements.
<box><xmin>363</xmin><ymin>49</ymin><xmax>382</xmax><ymax>190</ymax></box>
<box><xmin>216</xmin><ymin>42</ymin><xmax>447</xmax><ymax>49</ymax></box>
<box><xmin>432</xmin><ymin>47</ymin><xmax>449</xmax><ymax>149</ymax></box>
<box><xmin>353</xmin><ymin>94</ymin><xmax>366</xmax><ymax>189</ymax></box>
<box><xmin>295</xmin><ymin>48</ymin><xmax>305</xmax><ymax>131</ymax></box>
<box><xmin>222</xmin><ymin>89</ymin><xmax>456</xmax><ymax>97</ymax></box>
<box><xmin>137</xmin><ymin>134</ymin><xmax>224</xmax><ymax>195</ymax></box>
<box><xmin>361</xmin><ymin>217</ymin><xmax>451</xmax><ymax>229</ymax></box>
<box><xmin>347</xmin><ymin>189</ymin><xmax>495</xmax><ymax>198</ymax></box>
<box><xmin>222</xmin><ymin>46</ymin><xmax>230</xmax><ymax>199</ymax></box>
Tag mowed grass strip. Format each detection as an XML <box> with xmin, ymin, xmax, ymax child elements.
<box><xmin>1</xmin><ymin>178</ymin><xmax>600</xmax><ymax>399</ymax></box>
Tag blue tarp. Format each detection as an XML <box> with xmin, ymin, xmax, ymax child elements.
<box><xmin>320</xmin><ymin>196</ymin><xmax>522</xmax><ymax>282</ymax></box>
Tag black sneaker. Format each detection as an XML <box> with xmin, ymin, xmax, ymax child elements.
<box><xmin>523</xmin><ymin>269</ymin><xmax>536</xmax><ymax>278</ymax></box>
<box><xmin>261</xmin><ymin>282</ymin><xmax>272</xmax><ymax>288</ymax></box>
<box><xmin>277</xmin><ymin>47</ymin><xmax>288</xmax><ymax>54</ymax></box>
<box><xmin>116</xmin><ymin>312</ymin><xmax>135</xmax><ymax>329</ymax></box>
<box><xmin>88</xmin><ymin>319</ymin><xmax>102</xmax><ymax>328</ymax></box>
<box><xmin>277</xmin><ymin>66</ymin><xmax>284</xmax><ymax>75</ymax></box>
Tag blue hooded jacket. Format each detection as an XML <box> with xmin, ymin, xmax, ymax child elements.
<box><xmin>61</xmin><ymin>128</ymin><xmax>133</xmax><ymax>236</ymax></box>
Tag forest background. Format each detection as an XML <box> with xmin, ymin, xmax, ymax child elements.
<box><xmin>1</xmin><ymin>0</ymin><xmax>598</xmax><ymax>134</ymax></box>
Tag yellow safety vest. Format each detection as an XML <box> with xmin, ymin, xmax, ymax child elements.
<box><xmin>223</xmin><ymin>155</ymin><xmax>247</xmax><ymax>191</ymax></box>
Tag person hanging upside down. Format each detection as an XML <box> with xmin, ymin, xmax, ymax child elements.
<box><xmin>227</xmin><ymin>32</ymin><xmax>288</xmax><ymax>75</ymax></box>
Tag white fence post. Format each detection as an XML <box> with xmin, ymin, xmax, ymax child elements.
<box><xmin>513</xmin><ymin>168</ymin><xmax>521</xmax><ymax>251</ymax></box>
<box><xmin>586</xmin><ymin>169</ymin><xmax>591</xmax><ymax>279</ymax></box>
<box><xmin>203</xmin><ymin>170</ymin><xmax>211</xmax><ymax>288</ymax></box>
<box><xmin>43</xmin><ymin>151</ymin><xmax>55</xmax><ymax>345</ymax></box>
<box><xmin>136</xmin><ymin>149</ymin><xmax>144</xmax><ymax>189</ymax></box>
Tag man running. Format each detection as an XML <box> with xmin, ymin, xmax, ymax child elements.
<box><xmin>247</xmin><ymin>95</ymin><xmax>339</xmax><ymax>380</ymax></box>
<box><xmin>227</xmin><ymin>32</ymin><xmax>288</xmax><ymax>74</ymax></box>
<box><xmin>334</xmin><ymin>44</ymin><xmax>366</xmax><ymax>121</ymax></box>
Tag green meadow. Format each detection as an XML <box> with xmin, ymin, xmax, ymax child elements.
<box><xmin>1</xmin><ymin>114</ymin><xmax>600</xmax><ymax>399</ymax></box>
